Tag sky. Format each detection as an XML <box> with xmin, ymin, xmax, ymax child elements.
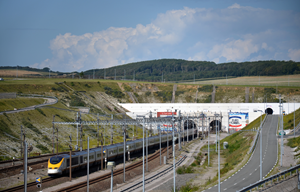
<box><xmin>0</xmin><ymin>0</ymin><xmax>300</xmax><ymax>72</ymax></box>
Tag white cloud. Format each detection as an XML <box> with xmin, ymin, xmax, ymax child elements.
<box><xmin>228</xmin><ymin>3</ymin><xmax>241</xmax><ymax>9</ymax></box>
<box><xmin>288</xmin><ymin>49</ymin><xmax>300</xmax><ymax>61</ymax></box>
<box><xmin>207</xmin><ymin>39</ymin><xmax>259</xmax><ymax>62</ymax></box>
<box><xmin>32</xmin><ymin>4</ymin><xmax>300</xmax><ymax>71</ymax></box>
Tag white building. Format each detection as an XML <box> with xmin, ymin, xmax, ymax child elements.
<box><xmin>119</xmin><ymin>103</ymin><xmax>300</xmax><ymax>132</ymax></box>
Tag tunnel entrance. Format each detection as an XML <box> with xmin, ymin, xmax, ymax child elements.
<box><xmin>265</xmin><ymin>108</ymin><xmax>273</xmax><ymax>115</ymax></box>
<box><xmin>183</xmin><ymin>120</ymin><xmax>196</xmax><ymax>130</ymax></box>
<box><xmin>209</xmin><ymin>120</ymin><xmax>222</xmax><ymax>131</ymax></box>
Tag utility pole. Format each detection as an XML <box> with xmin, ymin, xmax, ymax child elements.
<box><xmin>97</xmin><ymin>114</ymin><xmax>99</xmax><ymax>147</ymax></box>
<box><xmin>260</xmin><ymin>111</ymin><xmax>262</xmax><ymax>180</ymax></box>
<box><xmin>87</xmin><ymin>137</ymin><xmax>89</xmax><ymax>192</ymax></box>
<box><xmin>208</xmin><ymin>117</ymin><xmax>210</xmax><ymax>166</ymax></box>
<box><xmin>52</xmin><ymin>115</ymin><xmax>55</xmax><ymax>154</ymax></box>
<box><xmin>172</xmin><ymin>112</ymin><xmax>176</xmax><ymax>192</ymax></box>
<box><xmin>24</xmin><ymin>141</ymin><xmax>27</xmax><ymax>192</ymax></box>
<box><xmin>143</xmin><ymin>116</ymin><xmax>145</xmax><ymax>192</ymax></box>
<box><xmin>111</xmin><ymin>115</ymin><xmax>113</xmax><ymax>145</ymax></box>
<box><xmin>20</xmin><ymin>126</ymin><xmax>23</xmax><ymax>160</ymax></box>
<box><xmin>101</xmin><ymin>132</ymin><xmax>103</xmax><ymax>170</ymax></box>
<box><xmin>123</xmin><ymin>122</ymin><xmax>126</xmax><ymax>182</ymax></box>
<box><xmin>69</xmin><ymin>135</ymin><xmax>72</xmax><ymax>181</ymax></box>
<box><xmin>280</xmin><ymin>94</ymin><xmax>283</xmax><ymax>166</ymax></box>
<box><xmin>294</xmin><ymin>99</ymin><xmax>296</xmax><ymax>138</ymax></box>
<box><xmin>76</xmin><ymin>112</ymin><xmax>79</xmax><ymax>148</ymax></box>
<box><xmin>56</xmin><ymin>127</ymin><xmax>58</xmax><ymax>155</ymax></box>
<box><xmin>187</xmin><ymin>114</ymin><xmax>189</xmax><ymax>143</ymax></box>
<box><xmin>80</xmin><ymin>113</ymin><xmax>83</xmax><ymax>151</ymax></box>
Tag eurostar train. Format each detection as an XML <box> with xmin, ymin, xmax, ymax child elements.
<box><xmin>48</xmin><ymin>128</ymin><xmax>197</xmax><ymax>176</ymax></box>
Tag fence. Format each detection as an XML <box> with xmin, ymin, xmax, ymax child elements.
<box><xmin>237</xmin><ymin>164</ymin><xmax>300</xmax><ymax>192</ymax></box>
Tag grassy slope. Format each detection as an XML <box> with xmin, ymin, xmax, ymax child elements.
<box><xmin>0</xmin><ymin>98</ymin><xmax>45</xmax><ymax>112</ymax></box>
<box><xmin>283</xmin><ymin>107</ymin><xmax>300</xmax><ymax>130</ymax></box>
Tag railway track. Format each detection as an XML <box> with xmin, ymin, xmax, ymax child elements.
<box><xmin>57</xmin><ymin>146</ymin><xmax>170</xmax><ymax>192</ymax></box>
<box><xmin>1</xmin><ymin>177</ymin><xmax>55</xmax><ymax>192</ymax></box>
<box><xmin>1</xmin><ymin>146</ymin><xmax>170</xmax><ymax>192</ymax></box>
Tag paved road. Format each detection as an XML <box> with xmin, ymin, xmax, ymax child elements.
<box><xmin>205</xmin><ymin>115</ymin><xmax>278</xmax><ymax>192</ymax></box>
<box><xmin>0</xmin><ymin>97</ymin><xmax>57</xmax><ymax>115</ymax></box>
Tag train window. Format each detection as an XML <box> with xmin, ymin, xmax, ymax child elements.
<box><xmin>72</xmin><ymin>157</ymin><xmax>78</xmax><ymax>165</ymax></box>
<box><xmin>80</xmin><ymin>156</ymin><xmax>83</xmax><ymax>163</ymax></box>
<box><xmin>50</xmin><ymin>156</ymin><xmax>63</xmax><ymax>164</ymax></box>
<box><xmin>89</xmin><ymin>155</ymin><xmax>94</xmax><ymax>159</ymax></box>
<box><xmin>97</xmin><ymin>153</ymin><xmax>101</xmax><ymax>158</ymax></box>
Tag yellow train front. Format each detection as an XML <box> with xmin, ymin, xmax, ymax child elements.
<box><xmin>48</xmin><ymin>154</ymin><xmax>68</xmax><ymax>175</ymax></box>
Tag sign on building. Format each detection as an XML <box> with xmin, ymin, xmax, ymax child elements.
<box><xmin>228</xmin><ymin>112</ymin><xmax>249</xmax><ymax>131</ymax></box>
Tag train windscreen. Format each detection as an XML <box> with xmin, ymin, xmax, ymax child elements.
<box><xmin>50</xmin><ymin>156</ymin><xmax>63</xmax><ymax>164</ymax></box>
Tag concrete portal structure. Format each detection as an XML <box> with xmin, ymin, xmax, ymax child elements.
<box><xmin>119</xmin><ymin>103</ymin><xmax>300</xmax><ymax>132</ymax></box>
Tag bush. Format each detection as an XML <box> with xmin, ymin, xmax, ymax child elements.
<box><xmin>145</xmin><ymin>91</ymin><xmax>151</xmax><ymax>96</ymax></box>
<box><xmin>155</xmin><ymin>91</ymin><xmax>172</xmax><ymax>102</ymax></box>
<box><xmin>176</xmin><ymin>165</ymin><xmax>194</xmax><ymax>174</ymax></box>
<box><xmin>70</xmin><ymin>95</ymin><xmax>85</xmax><ymax>106</ymax></box>
<box><xmin>104</xmin><ymin>86</ymin><xmax>125</xmax><ymax>98</ymax></box>
<box><xmin>198</xmin><ymin>85</ymin><xmax>213</xmax><ymax>92</ymax></box>
<box><xmin>71</xmin><ymin>82</ymin><xmax>75</xmax><ymax>86</ymax></box>
<box><xmin>36</xmin><ymin>108</ymin><xmax>46</xmax><ymax>116</ymax></box>
<box><xmin>22</xmin><ymin>120</ymin><xmax>42</xmax><ymax>135</ymax></box>
<box><xmin>36</xmin><ymin>144</ymin><xmax>50</xmax><ymax>154</ymax></box>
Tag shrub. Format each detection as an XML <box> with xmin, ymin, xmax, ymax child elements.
<box><xmin>198</xmin><ymin>85</ymin><xmax>213</xmax><ymax>92</ymax></box>
<box><xmin>145</xmin><ymin>91</ymin><xmax>151</xmax><ymax>96</ymax></box>
<box><xmin>71</xmin><ymin>82</ymin><xmax>75</xmax><ymax>86</ymax></box>
<box><xmin>176</xmin><ymin>165</ymin><xmax>194</xmax><ymax>174</ymax></box>
<box><xmin>70</xmin><ymin>95</ymin><xmax>85</xmax><ymax>106</ymax></box>
<box><xmin>36</xmin><ymin>108</ymin><xmax>46</xmax><ymax>116</ymax></box>
<box><xmin>104</xmin><ymin>86</ymin><xmax>125</xmax><ymax>98</ymax></box>
<box><xmin>22</xmin><ymin>120</ymin><xmax>42</xmax><ymax>135</ymax></box>
<box><xmin>36</xmin><ymin>144</ymin><xmax>50</xmax><ymax>154</ymax></box>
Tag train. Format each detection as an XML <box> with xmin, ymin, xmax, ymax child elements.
<box><xmin>48</xmin><ymin>128</ymin><xmax>197</xmax><ymax>176</ymax></box>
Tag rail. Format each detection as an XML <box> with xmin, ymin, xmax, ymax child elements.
<box><xmin>120</xmin><ymin>155</ymin><xmax>187</xmax><ymax>192</ymax></box>
<box><xmin>237</xmin><ymin>164</ymin><xmax>300</xmax><ymax>192</ymax></box>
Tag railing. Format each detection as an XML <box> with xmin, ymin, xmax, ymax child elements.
<box><xmin>237</xmin><ymin>164</ymin><xmax>300</xmax><ymax>192</ymax></box>
<box><xmin>248</xmin><ymin>114</ymin><xmax>267</xmax><ymax>154</ymax></box>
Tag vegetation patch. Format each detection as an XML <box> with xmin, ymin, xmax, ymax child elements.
<box><xmin>70</xmin><ymin>95</ymin><xmax>85</xmax><ymax>106</ymax></box>
<box><xmin>36</xmin><ymin>108</ymin><xmax>46</xmax><ymax>116</ymax></box>
<box><xmin>176</xmin><ymin>165</ymin><xmax>194</xmax><ymax>174</ymax></box>
<box><xmin>154</xmin><ymin>91</ymin><xmax>172</xmax><ymax>102</ymax></box>
<box><xmin>104</xmin><ymin>86</ymin><xmax>125</xmax><ymax>98</ymax></box>
<box><xmin>198</xmin><ymin>85</ymin><xmax>213</xmax><ymax>92</ymax></box>
<box><xmin>36</xmin><ymin>144</ymin><xmax>50</xmax><ymax>154</ymax></box>
<box><xmin>283</xmin><ymin>107</ymin><xmax>300</xmax><ymax>130</ymax></box>
<box><xmin>22</xmin><ymin>120</ymin><xmax>42</xmax><ymax>135</ymax></box>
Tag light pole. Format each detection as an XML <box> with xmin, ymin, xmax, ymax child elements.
<box><xmin>260</xmin><ymin>111</ymin><xmax>262</xmax><ymax>180</ymax></box>
<box><xmin>279</xmin><ymin>94</ymin><xmax>283</xmax><ymax>167</ymax></box>
<box><xmin>208</xmin><ymin>117</ymin><xmax>210</xmax><ymax>166</ymax></box>
<box><xmin>214</xmin><ymin>113</ymin><xmax>220</xmax><ymax>192</ymax></box>
<box><xmin>187</xmin><ymin>114</ymin><xmax>189</xmax><ymax>143</ymax></box>
<box><xmin>172</xmin><ymin>112</ymin><xmax>176</xmax><ymax>192</ymax></box>
<box><xmin>294</xmin><ymin>99</ymin><xmax>296</xmax><ymax>138</ymax></box>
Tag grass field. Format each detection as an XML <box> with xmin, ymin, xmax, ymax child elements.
<box><xmin>0</xmin><ymin>98</ymin><xmax>45</xmax><ymax>112</ymax></box>
<box><xmin>184</xmin><ymin>74</ymin><xmax>300</xmax><ymax>87</ymax></box>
